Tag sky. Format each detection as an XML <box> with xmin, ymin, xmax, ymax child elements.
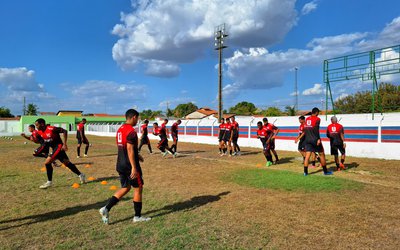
<box><xmin>0</xmin><ymin>0</ymin><xmax>399</xmax><ymax>115</ymax></box>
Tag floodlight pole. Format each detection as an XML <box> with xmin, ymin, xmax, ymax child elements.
<box><xmin>214</xmin><ymin>24</ymin><xmax>228</xmax><ymax>121</ymax></box>
<box><xmin>294</xmin><ymin>67</ymin><xmax>298</xmax><ymax>113</ymax></box>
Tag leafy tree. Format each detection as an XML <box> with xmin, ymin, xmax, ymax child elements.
<box><xmin>263</xmin><ymin>107</ymin><xmax>283</xmax><ymax>117</ymax></box>
<box><xmin>285</xmin><ymin>105</ymin><xmax>296</xmax><ymax>116</ymax></box>
<box><xmin>229</xmin><ymin>101</ymin><xmax>257</xmax><ymax>115</ymax></box>
<box><xmin>25</xmin><ymin>103</ymin><xmax>38</xmax><ymax>115</ymax></box>
<box><xmin>140</xmin><ymin>109</ymin><xmax>162</xmax><ymax>120</ymax></box>
<box><xmin>166</xmin><ymin>108</ymin><xmax>174</xmax><ymax>118</ymax></box>
<box><xmin>0</xmin><ymin>106</ymin><xmax>14</xmax><ymax>117</ymax></box>
<box><xmin>174</xmin><ymin>102</ymin><xmax>198</xmax><ymax>118</ymax></box>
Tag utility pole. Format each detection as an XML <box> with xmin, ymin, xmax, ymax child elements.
<box><xmin>214</xmin><ymin>24</ymin><xmax>228</xmax><ymax>121</ymax></box>
<box><xmin>23</xmin><ymin>96</ymin><xmax>26</xmax><ymax>116</ymax></box>
<box><xmin>294</xmin><ymin>67</ymin><xmax>298</xmax><ymax>113</ymax></box>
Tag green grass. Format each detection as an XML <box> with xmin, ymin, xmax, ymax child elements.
<box><xmin>223</xmin><ymin>168</ymin><xmax>364</xmax><ymax>192</ymax></box>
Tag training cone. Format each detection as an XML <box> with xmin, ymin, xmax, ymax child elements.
<box><xmin>88</xmin><ymin>176</ymin><xmax>96</xmax><ymax>181</ymax></box>
<box><xmin>40</xmin><ymin>167</ymin><xmax>46</xmax><ymax>172</ymax></box>
<box><xmin>109</xmin><ymin>185</ymin><xmax>118</xmax><ymax>190</ymax></box>
<box><xmin>85</xmin><ymin>164</ymin><xmax>91</xmax><ymax>168</ymax></box>
<box><xmin>101</xmin><ymin>181</ymin><xmax>108</xmax><ymax>185</ymax></box>
<box><xmin>72</xmin><ymin>183</ymin><xmax>80</xmax><ymax>188</ymax></box>
<box><xmin>256</xmin><ymin>163</ymin><xmax>262</xmax><ymax>167</ymax></box>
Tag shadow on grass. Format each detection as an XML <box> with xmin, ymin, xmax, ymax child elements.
<box><xmin>275</xmin><ymin>157</ymin><xmax>295</xmax><ymax>164</ymax></box>
<box><xmin>345</xmin><ymin>162</ymin><xmax>359</xmax><ymax>170</ymax></box>
<box><xmin>82</xmin><ymin>153</ymin><xmax>117</xmax><ymax>158</ymax></box>
<box><xmin>74</xmin><ymin>161</ymin><xmax>95</xmax><ymax>166</ymax></box>
<box><xmin>89</xmin><ymin>176</ymin><xmax>119</xmax><ymax>183</ymax></box>
<box><xmin>178</xmin><ymin>150</ymin><xmax>206</xmax><ymax>154</ymax></box>
<box><xmin>240</xmin><ymin>151</ymin><xmax>260</xmax><ymax>156</ymax></box>
<box><xmin>111</xmin><ymin>191</ymin><xmax>230</xmax><ymax>224</ymax></box>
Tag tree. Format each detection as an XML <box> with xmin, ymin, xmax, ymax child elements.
<box><xmin>285</xmin><ymin>105</ymin><xmax>296</xmax><ymax>116</ymax></box>
<box><xmin>0</xmin><ymin>106</ymin><xmax>14</xmax><ymax>117</ymax></box>
<box><xmin>140</xmin><ymin>109</ymin><xmax>162</xmax><ymax>120</ymax></box>
<box><xmin>166</xmin><ymin>108</ymin><xmax>174</xmax><ymax>118</ymax></box>
<box><xmin>174</xmin><ymin>102</ymin><xmax>198</xmax><ymax>118</ymax></box>
<box><xmin>263</xmin><ymin>107</ymin><xmax>283</xmax><ymax>117</ymax></box>
<box><xmin>25</xmin><ymin>103</ymin><xmax>38</xmax><ymax>115</ymax></box>
<box><xmin>229</xmin><ymin>101</ymin><xmax>257</xmax><ymax>115</ymax></box>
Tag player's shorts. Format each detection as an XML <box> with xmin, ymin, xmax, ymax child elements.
<box><xmin>172</xmin><ymin>134</ymin><xmax>178</xmax><ymax>142</ymax></box>
<box><xmin>77</xmin><ymin>135</ymin><xmax>89</xmax><ymax>144</ymax></box>
<box><xmin>304</xmin><ymin>141</ymin><xmax>324</xmax><ymax>153</ymax></box>
<box><xmin>269</xmin><ymin>139</ymin><xmax>275</xmax><ymax>150</ymax></box>
<box><xmin>33</xmin><ymin>144</ymin><xmax>49</xmax><ymax>157</ymax></box>
<box><xmin>298</xmin><ymin>140</ymin><xmax>305</xmax><ymax>151</ymax></box>
<box><xmin>330</xmin><ymin>144</ymin><xmax>345</xmax><ymax>156</ymax></box>
<box><xmin>49</xmin><ymin>144</ymin><xmax>70</xmax><ymax>162</ymax></box>
<box><xmin>157</xmin><ymin>138</ymin><xmax>169</xmax><ymax>149</ymax></box>
<box><xmin>140</xmin><ymin>136</ymin><xmax>150</xmax><ymax>145</ymax></box>
<box><xmin>223</xmin><ymin>133</ymin><xmax>231</xmax><ymax>142</ymax></box>
<box><xmin>218</xmin><ymin>133</ymin><xmax>224</xmax><ymax>142</ymax></box>
<box><xmin>118</xmin><ymin>170</ymin><xmax>143</xmax><ymax>188</ymax></box>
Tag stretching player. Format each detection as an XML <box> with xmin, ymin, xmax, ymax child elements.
<box><xmin>303</xmin><ymin>108</ymin><xmax>333</xmax><ymax>176</ymax></box>
<box><xmin>138</xmin><ymin>120</ymin><xmax>152</xmax><ymax>154</ymax></box>
<box><xmin>99</xmin><ymin>109</ymin><xmax>151</xmax><ymax>224</ymax></box>
<box><xmin>218</xmin><ymin>118</ymin><xmax>226</xmax><ymax>156</ymax></box>
<box><xmin>35</xmin><ymin>118</ymin><xmax>86</xmax><ymax>189</ymax></box>
<box><xmin>294</xmin><ymin>116</ymin><xmax>306</xmax><ymax>163</ymax></box>
<box><xmin>76</xmin><ymin>118</ymin><xmax>89</xmax><ymax>158</ymax></box>
<box><xmin>170</xmin><ymin>120</ymin><xmax>181</xmax><ymax>154</ymax></box>
<box><xmin>153</xmin><ymin>122</ymin><xmax>176</xmax><ymax>157</ymax></box>
<box><xmin>327</xmin><ymin>116</ymin><xmax>346</xmax><ymax>171</ymax></box>
<box><xmin>263</xmin><ymin>118</ymin><xmax>280</xmax><ymax>163</ymax></box>
<box><xmin>231</xmin><ymin>116</ymin><xmax>241</xmax><ymax>155</ymax></box>
<box><xmin>257</xmin><ymin>121</ymin><xmax>273</xmax><ymax>166</ymax></box>
<box><xmin>224</xmin><ymin>118</ymin><xmax>234</xmax><ymax>156</ymax></box>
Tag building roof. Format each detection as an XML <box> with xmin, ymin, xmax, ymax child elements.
<box><xmin>56</xmin><ymin>110</ymin><xmax>83</xmax><ymax>116</ymax></box>
<box><xmin>197</xmin><ymin>107</ymin><xmax>218</xmax><ymax>116</ymax></box>
<box><xmin>39</xmin><ymin>112</ymin><xmax>56</xmax><ymax>116</ymax></box>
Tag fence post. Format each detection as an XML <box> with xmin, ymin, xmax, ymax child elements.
<box><xmin>249</xmin><ymin>118</ymin><xmax>255</xmax><ymax>139</ymax></box>
<box><xmin>211</xmin><ymin>120</ymin><xmax>217</xmax><ymax>136</ymax></box>
<box><xmin>184</xmin><ymin>120</ymin><xmax>189</xmax><ymax>135</ymax></box>
<box><xmin>196</xmin><ymin>119</ymin><xmax>201</xmax><ymax>136</ymax></box>
<box><xmin>378</xmin><ymin>116</ymin><xmax>384</xmax><ymax>143</ymax></box>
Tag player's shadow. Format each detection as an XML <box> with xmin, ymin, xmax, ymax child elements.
<box><xmin>89</xmin><ymin>176</ymin><xmax>119</xmax><ymax>183</ymax></box>
<box><xmin>84</xmin><ymin>153</ymin><xmax>118</xmax><ymax>158</ymax></box>
<box><xmin>112</xmin><ymin>191</ymin><xmax>230</xmax><ymax>224</ymax></box>
<box><xmin>345</xmin><ymin>162</ymin><xmax>359</xmax><ymax>170</ymax></box>
<box><xmin>178</xmin><ymin>150</ymin><xmax>205</xmax><ymax>154</ymax></box>
<box><xmin>0</xmin><ymin>197</ymin><xmax>129</xmax><ymax>231</ymax></box>
<box><xmin>74</xmin><ymin>161</ymin><xmax>95</xmax><ymax>165</ymax></box>
<box><xmin>240</xmin><ymin>151</ymin><xmax>260</xmax><ymax>156</ymax></box>
<box><xmin>275</xmin><ymin>157</ymin><xmax>295</xmax><ymax>164</ymax></box>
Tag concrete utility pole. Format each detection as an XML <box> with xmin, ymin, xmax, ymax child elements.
<box><xmin>214</xmin><ymin>24</ymin><xmax>228</xmax><ymax>120</ymax></box>
<box><xmin>294</xmin><ymin>67</ymin><xmax>298</xmax><ymax>112</ymax></box>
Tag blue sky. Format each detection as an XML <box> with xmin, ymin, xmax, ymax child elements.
<box><xmin>0</xmin><ymin>0</ymin><xmax>399</xmax><ymax>115</ymax></box>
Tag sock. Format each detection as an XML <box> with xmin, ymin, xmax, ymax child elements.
<box><xmin>77</xmin><ymin>147</ymin><xmax>80</xmax><ymax>157</ymax></box>
<box><xmin>148</xmin><ymin>144</ymin><xmax>152</xmax><ymax>153</ymax></box>
<box><xmin>304</xmin><ymin>166</ymin><xmax>308</xmax><ymax>175</ymax></box>
<box><xmin>341</xmin><ymin>159</ymin><xmax>344</xmax><ymax>164</ymax></box>
<box><xmin>312</xmin><ymin>161</ymin><xmax>316</xmax><ymax>166</ymax></box>
<box><xmin>336</xmin><ymin>163</ymin><xmax>340</xmax><ymax>169</ymax></box>
<box><xmin>223</xmin><ymin>148</ymin><xmax>227</xmax><ymax>153</ymax></box>
<box><xmin>322</xmin><ymin>165</ymin><xmax>328</xmax><ymax>173</ymax></box>
<box><xmin>133</xmin><ymin>201</ymin><xmax>142</xmax><ymax>217</ymax></box>
<box><xmin>45</xmin><ymin>164</ymin><xmax>53</xmax><ymax>181</ymax></box>
<box><xmin>267</xmin><ymin>155</ymin><xmax>273</xmax><ymax>162</ymax></box>
<box><xmin>84</xmin><ymin>145</ymin><xmax>89</xmax><ymax>155</ymax></box>
<box><xmin>105</xmin><ymin>196</ymin><xmax>119</xmax><ymax>211</ymax></box>
<box><xmin>229</xmin><ymin>149</ymin><xmax>232</xmax><ymax>155</ymax></box>
<box><xmin>66</xmin><ymin>162</ymin><xmax>81</xmax><ymax>176</ymax></box>
<box><xmin>219</xmin><ymin>148</ymin><xmax>222</xmax><ymax>153</ymax></box>
<box><xmin>274</xmin><ymin>154</ymin><xmax>279</xmax><ymax>161</ymax></box>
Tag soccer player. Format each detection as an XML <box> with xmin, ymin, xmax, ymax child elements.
<box><xmin>218</xmin><ymin>118</ymin><xmax>226</xmax><ymax>156</ymax></box>
<box><xmin>294</xmin><ymin>116</ymin><xmax>306</xmax><ymax>163</ymax></box>
<box><xmin>21</xmin><ymin>124</ymin><xmax>48</xmax><ymax>158</ymax></box>
<box><xmin>262</xmin><ymin>118</ymin><xmax>280</xmax><ymax>163</ymax></box>
<box><xmin>170</xmin><ymin>120</ymin><xmax>181</xmax><ymax>154</ymax></box>
<box><xmin>327</xmin><ymin>116</ymin><xmax>346</xmax><ymax>171</ymax></box>
<box><xmin>138</xmin><ymin>120</ymin><xmax>152</xmax><ymax>154</ymax></box>
<box><xmin>231</xmin><ymin>116</ymin><xmax>241</xmax><ymax>155</ymax></box>
<box><xmin>99</xmin><ymin>109</ymin><xmax>151</xmax><ymax>224</ymax></box>
<box><xmin>153</xmin><ymin>122</ymin><xmax>176</xmax><ymax>157</ymax></box>
<box><xmin>257</xmin><ymin>121</ymin><xmax>273</xmax><ymax>166</ymax></box>
<box><xmin>35</xmin><ymin>118</ymin><xmax>86</xmax><ymax>189</ymax></box>
<box><xmin>303</xmin><ymin>108</ymin><xmax>333</xmax><ymax>176</ymax></box>
<box><xmin>223</xmin><ymin>118</ymin><xmax>234</xmax><ymax>156</ymax></box>
<box><xmin>76</xmin><ymin>118</ymin><xmax>90</xmax><ymax>158</ymax></box>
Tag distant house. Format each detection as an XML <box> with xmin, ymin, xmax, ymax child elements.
<box><xmin>185</xmin><ymin>107</ymin><xmax>218</xmax><ymax>119</ymax></box>
<box><xmin>39</xmin><ymin>112</ymin><xmax>56</xmax><ymax>116</ymax></box>
<box><xmin>56</xmin><ymin>110</ymin><xmax>83</xmax><ymax>117</ymax></box>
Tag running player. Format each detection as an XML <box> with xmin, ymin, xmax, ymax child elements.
<box><xmin>294</xmin><ymin>116</ymin><xmax>306</xmax><ymax>163</ymax></box>
<box><xmin>21</xmin><ymin>124</ymin><xmax>48</xmax><ymax>158</ymax></box>
<box><xmin>153</xmin><ymin>122</ymin><xmax>176</xmax><ymax>157</ymax></box>
<box><xmin>257</xmin><ymin>121</ymin><xmax>273</xmax><ymax>166</ymax></box>
<box><xmin>326</xmin><ymin>116</ymin><xmax>346</xmax><ymax>171</ymax></box>
<box><xmin>303</xmin><ymin>108</ymin><xmax>333</xmax><ymax>176</ymax></box>
<box><xmin>170</xmin><ymin>120</ymin><xmax>181</xmax><ymax>154</ymax></box>
<box><xmin>231</xmin><ymin>116</ymin><xmax>241</xmax><ymax>156</ymax></box>
<box><xmin>99</xmin><ymin>109</ymin><xmax>151</xmax><ymax>224</ymax></box>
<box><xmin>223</xmin><ymin>118</ymin><xmax>234</xmax><ymax>156</ymax></box>
<box><xmin>138</xmin><ymin>120</ymin><xmax>152</xmax><ymax>154</ymax></box>
<box><xmin>76</xmin><ymin>118</ymin><xmax>90</xmax><ymax>158</ymax></box>
<box><xmin>218</xmin><ymin>118</ymin><xmax>226</xmax><ymax>156</ymax></box>
<box><xmin>35</xmin><ymin>118</ymin><xmax>86</xmax><ymax>189</ymax></box>
<box><xmin>262</xmin><ymin>118</ymin><xmax>280</xmax><ymax>163</ymax></box>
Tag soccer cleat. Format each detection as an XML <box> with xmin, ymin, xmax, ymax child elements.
<box><xmin>232</xmin><ymin>152</ymin><xmax>237</xmax><ymax>156</ymax></box>
<box><xmin>84</xmin><ymin>154</ymin><xmax>88</xmax><ymax>157</ymax></box>
<box><xmin>162</xmin><ymin>151</ymin><xmax>168</xmax><ymax>157</ymax></box>
<box><xmin>79</xmin><ymin>173</ymin><xmax>86</xmax><ymax>184</ymax></box>
<box><xmin>173</xmin><ymin>153</ymin><xmax>178</xmax><ymax>158</ymax></box>
<box><xmin>99</xmin><ymin>207</ymin><xmax>109</xmax><ymax>225</ymax></box>
<box><xmin>303</xmin><ymin>173</ymin><xmax>308</xmax><ymax>176</ymax></box>
<box><xmin>77</xmin><ymin>156</ymin><xmax>80</xmax><ymax>159</ymax></box>
<box><xmin>266</xmin><ymin>161</ymin><xmax>273</xmax><ymax>167</ymax></box>
<box><xmin>336</xmin><ymin>167</ymin><xmax>341</xmax><ymax>171</ymax></box>
<box><xmin>236</xmin><ymin>151</ymin><xmax>241</xmax><ymax>156</ymax></box>
<box><xmin>324</xmin><ymin>171</ymin><xmax>333</xmax><ymax>175</ymax></box>
<box><xmin>339</xmin><ymin>163</ymin><xmax>345</xmax><ymax>170</ymax></box>
<box><xmin>133</xmin><ymin>216</ymin><xmax>151</xmax><ymax>223</ymax></box>
<box><xmin>219</xmin><ymin>153</ymin><xmax>224</xmax><ymax>157</ymax></box>
<box><xmin>39</xmin><ymin>181</ymin><xmax>52</xmax><ymax>189</ymax></box>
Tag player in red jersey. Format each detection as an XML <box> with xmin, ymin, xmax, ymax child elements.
<box><xmin>303</xmin><ymin>108</ymin><xmax>333</xmax><ymax>176</ymax></box>
<box><xmin>257</xmin><ymin>121</ymin><xmax>273</xmax><ymax>166</ymax></box>
<box><xmin>138</xmin><ymin>120</ymin><xmax>152</xmax><ymax>154</ymax></box>
<box><xmin>35</xmin><ymin>118</ymin><xmax>86</xmax><ymax>189</ymax></box>
<box><xmin>99</xmin><ymin>109</ymin><xmax>150</xmax><ymax>224</ymax></box>
<box><xmin>326</xmin><ymin>116</ymin><xmax>346</xmax><ymax>171</ymax></box>
<box><xmin>262</xmin><ymin>118</ymin><xmax>280</xmax><ymax>163</ymax></box>
<box><xmin>224</xmin><ymin>118</ymin><xmax>234</xmax><ymax>156</ymax></box>
<box><xmin>21</xmin><ymin>124</ymin><xmax>49</xmax><ymax>158</ymax></box>
<box><xmin>294</xmin><ymin>116</ymin><xmax>306</xmax><ymax>163</ymax></box>
<box><xmin>231</xmin><ymin>116</ymin><xmax>241</xmax><ymax>156</ymax></box>
<box><xmin>170</xmin><ymin>120</ymin><xmax>181</xmax><ymax>154</ymax></box>
<box><xmin>218</xmin><ymin>118</ymin><xmax>227</xmax><ymax>156</ymax></box>
<box><xmin>153</xmin><ymin>122</ymin><xmax>176</xmax><ymax>158</ymax></box>
<box><xmin>76</xmin><ymin>118</ymin><xmax>90</xmax><ymax>158</ymax></box>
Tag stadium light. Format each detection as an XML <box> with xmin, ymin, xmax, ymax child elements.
<box><xmin>214</xmin><ymin>23</ymin><xmax>228</xmax><ymax>120</ymax></box>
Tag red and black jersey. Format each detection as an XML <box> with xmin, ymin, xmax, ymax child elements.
<box><xmin>327</xmin><ymin>123</ymin><xmax>344</xmax><ymax>146</ymax></box>
<box><xmin>141</xmin><ymin>124</ymin><xmax>148</xmax><ymax>137</ymax></box>
<box><xmin>218</xmin><ymin>123</ymin><xmax>226</xmax><ymax>138</ymax></box>
<box><xmin>263</xmin><ymin>123</ymin><xmax>277</xmax><ymax>138</ymax></box>
<box><xmin>153</xmin><ymin>127</ymin><xmax>167</xmax><ymax>140</ymax></box>
<box><xmin>76</xmin><ymin>122</ymin><xmax>85</xmax><ymax>138</ymax></box>
<box><xmin>116</xmin><ymin>124</ymin><xmax>140</xmax><ymax>174</ymax></box>
<box><xmin>298</xmin><ymin>123</ymin><xmax>305</xmax><ymax>143</ymax></box>
<box><xmin>224</xmin><ymin>123</ymin><xmax>233</xmax><ymax>137</ymax></box>
<box><xmin>31</xmin><ymin>130</ymin><xmax>44</xmax><ymax>144</ymax></box>
<box><xmin>37</xmin><ymin>125</ymin><xmax>65</xmax><ymax>148</ymax></box>
<box><xmin>171</xmin><ymin>122</ymin><xmax>179</xmax><ymax>137</ymax></box>
<box><xmin>232</xmin><ymin>121</ymin><xmax>239</xmax><ymax>137</ymax></box>
<box><xmin>304</xmin><ymin>116</ymin><xmax>321</xmax><ymax>143</ymax></box>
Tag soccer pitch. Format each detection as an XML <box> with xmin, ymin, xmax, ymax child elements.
<box><xmin>1</xmin><ymin>135</ymin><xmax>399</xmax><ymax>249</ymax></box>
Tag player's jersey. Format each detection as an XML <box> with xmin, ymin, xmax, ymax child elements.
<box><xmin>31</xmin><ymin>130</ymin><xmax>44</xmax><ymax>144</ymax></box>
<box><xmin>141</xmin><ymin>124</ymin><xmax>148</xmax><ymax>137</ymax></box>
<box><xmin>224</xmin><ymin>123</ymin><xmax>233</xmax><ymax>137</ymax></box>
<box><xmin>37</xmin><ymin>125</ymin><xmax>65</xmax><ymax>148</ymax></box>
<box><xmin>327</xmin><ymin>123</ymin><xmax>344</xmax><ymax>146</ymax></box>
<box><xmin>161</xmin><ymin>123</ymin><xmax>167</xmax><ymax>130</ymax></box>
<box><xmin>76</xmin><ymin>122</ymin><xmax>85</xmax><ymax>138</ymax></box>
<box><xmin>153</xmin><ymin>127</ymin><xmax>167</xmax><ymax>140</ymax></box>
<box><xmin>218</xmin><ymin>123</ymin><xmax>226</xmax><ymax>136</ymax></box>
<box><xmin>116</xmin><ymin>124</ymin><xmax>140</xmax><ymax>173</ymax></box>
<box><xmin>171</xmin><ymin>122</ymin><xmax>179</xmax><ymax>137</ymax></box>
<box><xmin>232</xmin><ymin>121</ymin><xmax>239</xmax><ymax>137</ymax></box>
<box><xmin>304</xmin><ymin>116</ymin><xmax>321</xmax><ymax>143</ymax></box>
<box><xmin>298</xmin><ymin>123</ymin><xmax>305</xmax><ymax>143</ymax></box>
<box><xmin>257</xmin><ymin>127</ymin><xmax>268</xmax><ymax>143</ymax></box>
<box><xmin>263</xmin><ymin>123</ymin><xmax>277</xmax><ymax>138</ymax></box>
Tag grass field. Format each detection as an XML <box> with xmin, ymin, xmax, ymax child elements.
<box><xmin>1</xmin><ymin>135</ymin><xmax>399</xmax><ymax>249</ymax></box>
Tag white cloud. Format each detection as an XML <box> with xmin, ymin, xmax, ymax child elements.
<box><xmin>159</xmin><ymin>97</ymin><xmax>196</xmax><ymax>108</ymax></box>
<box><xmin>0</xmin><ymin>67</ymin><xmax>44</xmax><ymax>92</ymax></box>
<box><xmin>145</xmin><ymin>60</ymin><xmax>180</xmax><ymax>78</ymax></box>
<box><xmin>301</xmin><ymin>1</ymin><xmax>317</xmax><ymax>15</ymax></box>
<box><xmin>302</xmin><ymin>83</ymin><xmax>323</xmax><ymax>96</ymax></box>
<box><xmin>112</xmin><ymin>0</ymin><xmax>298</xmax><ymax>75</ymax></box>
<box><xmin>290</xmin><ymin>91</ymin><xmax>299</xmax><ymax>96</ymax></box>
<box><xmin>335</xmin><ymin>93</ymin><xmax>349</xmax><ymax>101</ymax></box>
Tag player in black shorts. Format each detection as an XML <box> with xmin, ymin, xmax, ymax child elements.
<box><xmin>327</xmin><ymin>116</ymin><xmax>346</xmax><ymax>171</ymax></box>
<box><xmin>99</xmin><ymin>109</ymin><xmax>150</xmax><ymax>224</ymax></box>
<box><xmin>138</xmin><ymin>120</ymin><xmax>152</xmax><ymax>154</ymax></box>
<box><xmin>231</xmin><ymin>116</ymin><xmax>241</xmax><ymax>156</ymax></box>
<box><xmin>218</xmin><ymin>118</ymin><xmax>226</xmax><ymax>156</ymax></box>
<box><xmin>21</xmin><ymin>124</ymin><xmax>49</xmax><ymax>158</ymax></box>
<box><xmin>170</xmin><ymin>120</ymin><xmax>181</xmax><ymax>154</ymax></box>
<box><xmin>153</xmin><ymin>122</ymin><xmax>176</xmax><ymax>158</ymax></box>
<box><xmin>294</xmin><ymin>116</ymin><xmax>306</xmax><ymax>163</ymax></box>
<box><xmin>76</xmin><ymin>118</ymin><xmax>90</xmax><ymax>158</ymax></box>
